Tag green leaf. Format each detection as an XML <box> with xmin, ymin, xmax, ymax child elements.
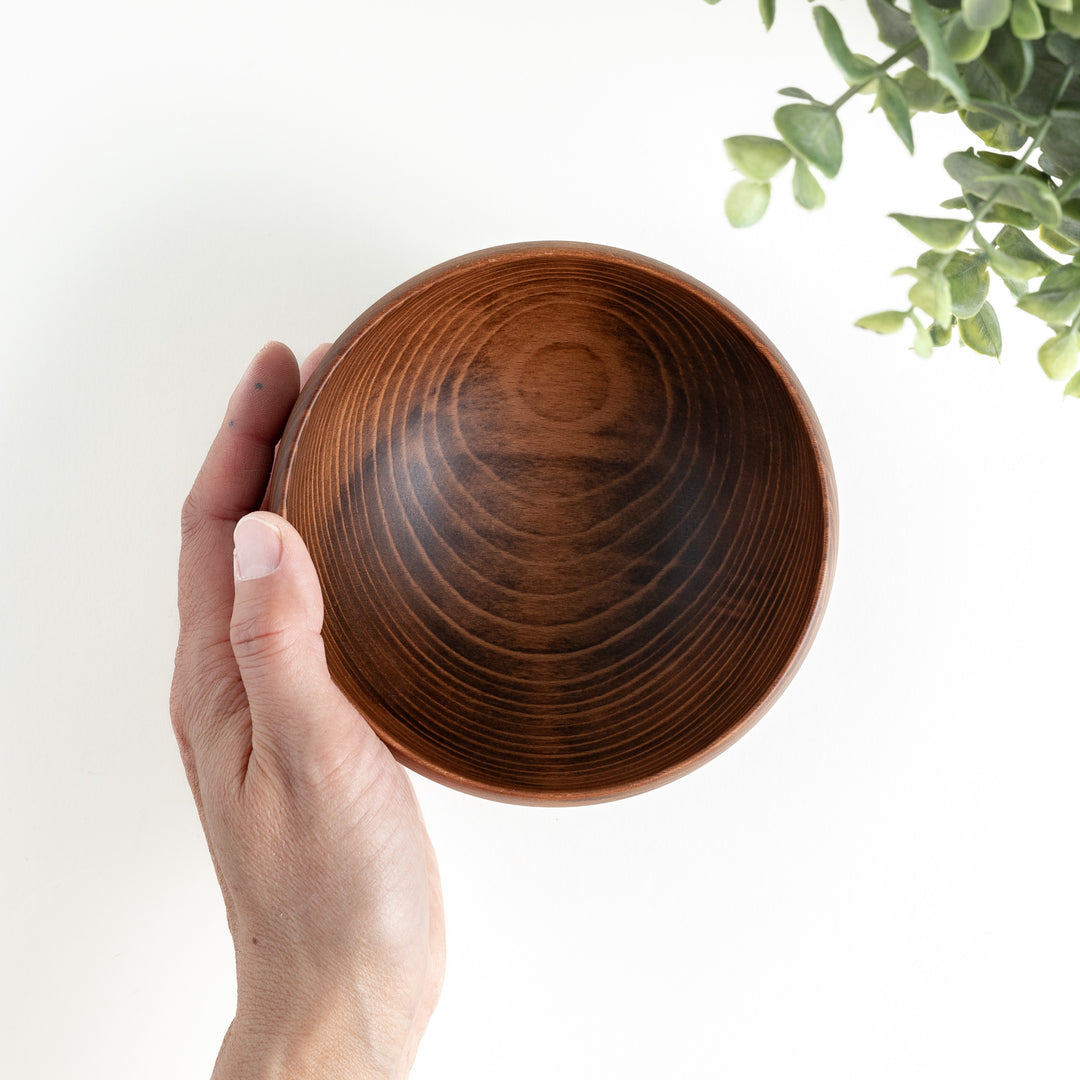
<box><xmin>875</xmin><ymin>75</ymin><xmax>915</xmax><ymax>154</ymax></box>
<box><xmin>958</xmin><ymin>302</ymin><xmax>1003</xmax><ymax>357</ymax></box>
<box><xmin>946</xmin><ymin>15</ymin><xmax>990</xmax><ymax>62</ymax></box>
<box><xmin>856</xmin><ymin>310</ymin><xmax>910</xmax><ymax>334</ymax></box>
<box><xmin>909</xmin><ymin>269</ymin><xmax>953</xmax><ymax>324</ymax></box>
<box><xmin>898</xmin><ymin>65</ymin><xmax>948</xmax><ymax>111</ymax></box>
<box><xmin>1064</xmin><ymin>368</ymin><xmax>1080</xmax><ymax>399</ymax></box>
<box><xmin>930</xmin><ymin>318</ymin><xmax>956</xmax><ymax>347</ymax></box>
<box><xmin>994</xmin><ymin>225</ymin><xmax>1060</xmax><ymax>274</ymax></box>
<box><xmin>962</xmin><ymin>0</ymin><xmax>1011</xmax><ymax>31</ymax></box>
<box><xmin>1043</xmin><ymin>117</ymin><xmax>1080</xmax><ymax>177</ymax></box>
<box><xmin>959</xmin><ymin>108</ymin><xmax>1028</xmax><ymax>152</ymax></box>
<box><xmin>723</xmin><ymin>135</ymin><xmax>792</xmax><ymax>181</ymax></box>
<box><xmin>778</xmin><ymin>87</ymin><xmax>817</xmax><ymax>102</ymax></box>
<box><xmin>984</xmin><ymin>244</ymin><xmax>1047</xmax><ymax>280</ymax></box>
<box><xmin>911</xmin><ymin>0</ymin><xmax>971</xmax><ymax>106</ymax></box>
<box><xmin>1038</xmin><ymin>328</ymin><xmax>1080</xmax><ymax>380</ymax></box>
<box><xmin>792</xmin><ymin>157</ymin><xmax>826</xmax><ymax>209</ymax></box>
<box><xmin>869</xmin><ymin>0</ymin><xmax>924</xmax><ymax>57</ymax></box>
<box><xmin>815</xmin><ymin>7</ymin><xmax>879</xmax><ymax>82</ymax></box>
<box><xmin>759</xmin><ymin>0</ymin><xmax>776</xmax><ymax>30</ymax></box>
<box><xmin>1040</xmin><ymin>225</ymin><xmax>1080</xmax><ymax>255</ymax></box>
<box><xmin>944</xmin><ymin>251</ymin><xmax>991</xmax><ymax>318</ymax></box>
<box><xmin>1047</xmin><ymin>32</ymin><xmax>1080</xmax><ymax>66</ymax></box>
<box><xmin>725</xmin><ymin>180</ymin><xmax>771</xmax><ymax>228</ymax></box>
<box><xmin>982</xmin><ymin>28</ymin><xmax>1035</xmax><ymax>96</ymax></box>
<box><xmin>1010</xmin><ymin>0</ymin><xmax>1045</xmax><ymax>40</ymax></box>
<box><xmin>909</xmin><ymin>312</ymin><xmax>935</xmax><ymax>357</ymax></box>
<box><xmin>774</xmin><ymin>104</ymin><xmax>843</xmax><ymax>178</ymax></box>
<box><xmin>943</xmin><ymin>150</ymin><xmax>1062</xmax><ymax>228</ymax></box>
<box><xmin>1016</xmin><ymin>264</ymin><xmax>1080</xmax><ymax>322</ymax></box>
<box><xmin>1050</xmin><ymin>7</ymin><xmax>1080</xmax><ymax>36</ymax></box>
<box><xmin>890</xmin><ymin>213</ymin><xmax>970</xmax><ymax>251</ymax></box>
<box><xmin>1041</xmin><ymin>0</ymin><xmax>1074</xmax><ymax>13</ymax></box>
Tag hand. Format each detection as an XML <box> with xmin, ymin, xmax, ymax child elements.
<box><xmin>170</xmin><ymin>342</ymin><xmax>445</xmax><ymax>1080</ymax></box>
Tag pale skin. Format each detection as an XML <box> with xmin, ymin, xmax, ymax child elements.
<box><xmin>170</xmin><ymin>342</ymin><xmax>445</xmax><ymax>1080</ymax></box>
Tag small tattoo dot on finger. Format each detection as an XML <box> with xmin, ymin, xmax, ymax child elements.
<box><xmin>228</xmin><ymin>419</ymin><xmax>235</xmax><ymax>427</ymax></box>
<box><xmin>254</xmin><ymin>382</ymin><xmax>263</xmax><ymax>390</ymax></box>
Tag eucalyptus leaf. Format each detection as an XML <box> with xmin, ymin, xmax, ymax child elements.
<box><xmin>868</xmin><ymin>0</ymin><xmax>924</xmax><ymax>58</ymax></box>
<box><xmin>958</xmin><ymin>303</ymin><xmax>1002</xmax><ymax>357</ymax></box>
<box><xmin>815</xmin><ymin>7</ymin><xmax>879</xmax><ymax>83</ymax></box>
<box><xmin>1040</xmin><ymin>225</ymin><xmax>1080</xmax><ymax>254</ymax></box>
<box><xmin>1047</xmin><ymin>32</ymin><xmax>1080</xmax><ymax>66</ymax></box>
<box><xmin>898</xmin><ymin>66</ymin><xmax>948</xmax><ymax>111</ymax></box>
<box><xmin>1043</xmin><ymin>117</ymin><xmax>1080</xmax><ymax>176</ymax></box>
<box><xmin>875</xmin><ymin>74</ymin><xmax>915</xmax><ymax>153</ymax></box>
<box><xmin>930</xmin><ymin>319</ymin><xmax>956</xmax><ymax>347</ymax></box>
<box><xmin>1016</xmin><ymin>264</ymin><xmax>1080</xmax><ymax>321</ymax></box>
<box><xmin>994</xmin><ymin>225</ymin><xmax>1060</xmax><ymax>274</ymax></box>
<box><xmin>943</xmin><ymin>150</ymin><xmax>1062</xmax><ymax>227</ymax></box>
<box><xmin>778</xmin><ymin>87</ymin><xmax>818</xmax><ymax>102</ymax></box>
<box><xmin>943</xmin><ymin>251</ymin><xmax>991</xmax><ymax>317</ymax></box>
<box><xmin>759</xmin><ymin>0</ymin><xmax>776</xmax><ymax>30</ymax></box>
<box><xmin>909</xmin><ymin>269</ymin><xmax>953</xmax><ymax>324</ymax></box>
<box><xmin>960</xmin><ymin>109</ymin><xmax>1028</xmax><ymax>151</ymax></box>
<box><xmin>890</xmin><ymin>212</ymin><xmax>970</xmax><ymax>251</ymax></box>
<box><xmin>1038</xmin><ymin>328</ymin><xmax>1080</xmax><ymax>380</ymax></box>
<box><xmin>946</xmin><ymin>14</ymin><xmax>990</xmax><ymax>62</ymax></box>
<box><xmin>1010</xmin><ymin>0</ymin><xmax>1045</xmax><ymax>41</ymax></box>
<box><xmin>792</xmin><ymin>157</ymin><xmax>826</xmax><ymax>209</ymax></box>
<box><xmin>911</xmin><ymin>0</ymin><xmax>971</xmax><ymax>106</ymax></box>
<box><xmin>961</xmin><ymin>0</ymin><xmax>1011</xmax><ymax>31</ymax></box>
<box><xmin>982</xmin><ymin>28</ymin><xmax>1035</xmax><ymax>96</ymax></box>
<box><xmin>855</xmin><ymin>310</ymin><xmax>909</xmax><ymax>334</ymax></box>
<box><xmin>774</xmin><ymin>104</ymin><xmax>843</xmax><ymax>178</ymax></box>
<box><xmin>1050</xmin><ymin>7</ymin><xmax>1080</xmax><ymax>35</ymax></box>
<box><xmin>1040</xmin><ymin>0</ymin><xmax>1074</xmax><ymax>14</ymax></box>
<box><xmin>984</xmin><ymin>245</ymin><xmax>1047</xmax><ymax>280</ymax></box>
<box><xmin>725</xmin><ymin>180</ymin><xmax>771</xmax><ymax>228</ymax></box>
<box><xmin>1003</xmin><ymin>275</ymin><xmax>1031</xmax><ymax>299</ymax></box>
<box><xmin>1064</xmin><ymin>368</ymin><xmax>1080</xmax><ymax>399</ymax></box>
<box><xmin>724</xmin><ymin>135</ymin><xmax>792</xmax><ymax>181</ymax></box>
<box><xmin>910</xmin><ymin>313</ymin><xmax>935</xmax><ymax>358</ymax></box>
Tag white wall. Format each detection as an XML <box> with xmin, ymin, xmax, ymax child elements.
<box><xmin>2</xmin><ymin>2</ymin><xmax>1077</xmax><ymax>1076</ymax></box>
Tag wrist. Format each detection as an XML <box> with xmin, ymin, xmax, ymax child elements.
<box><xmin>211</xmin><ymin>1001</ymin><xmax>406</xmax><ymax>1080</ymax></box>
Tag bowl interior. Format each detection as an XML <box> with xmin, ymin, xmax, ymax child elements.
<box><xmin>271</xmin><ymin>244</ymin><xmax>835</xmax><ymax>803</ymax></box>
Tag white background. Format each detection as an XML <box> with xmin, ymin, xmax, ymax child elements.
<box><xmin>2</xmin><ymin>1</ymin><xmax>1078</xmax><ymax>1077</ymax></box>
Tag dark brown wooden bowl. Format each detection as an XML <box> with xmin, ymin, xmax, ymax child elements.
<box><xmin>269</xmin><ymin>242</ymin><xmax>837</xmax><ymax>805</ymax></box>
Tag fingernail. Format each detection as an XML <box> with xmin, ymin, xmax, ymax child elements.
<box><xmin>234</xmin><ymin>515</ymin><xmax>283</xmax><ymax>581</ymax></box>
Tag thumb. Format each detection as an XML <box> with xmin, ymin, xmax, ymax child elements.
<box><xmin>230</xmin><ymin>511</ymin><xmax>367</xmax><ymax>775</ymax></box>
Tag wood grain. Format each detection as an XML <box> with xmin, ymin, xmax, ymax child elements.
<box><xmin>269</xmin><ymin>242</ymin><xmax>837</xmax><ymax>804</ymax></box>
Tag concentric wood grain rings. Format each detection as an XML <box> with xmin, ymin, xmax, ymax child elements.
<box><xmin>269</xmin><ymin>242</ymin><xmax>837</xmax><ymax>804</ymax></box>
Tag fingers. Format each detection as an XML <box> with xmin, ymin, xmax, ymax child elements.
<box><xmin>228</xmin><ymin>512</ymin><xmax>380</xmax><ymax>783</ymax></box>
<box><xmin>178</xmin><ymin>342</ymin><xmax>301</xmax><ymax>657</ymax></box>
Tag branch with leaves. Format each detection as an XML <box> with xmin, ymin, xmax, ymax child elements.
<box><xmin>712</xmin><ymin>0</ymin><xmax>1080</xmax><ymax>398</ymax></box>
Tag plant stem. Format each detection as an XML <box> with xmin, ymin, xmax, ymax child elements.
<box><xmin>939</xmin><ymin>67</ymin><xmax>1076</xmax><ymax>283</ymax></box>
<box><xmin>830</xmin><ymin>40</ymin><xmax>922</xmax><ymax>112</ymax></box>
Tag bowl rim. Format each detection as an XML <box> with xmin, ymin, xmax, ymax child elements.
<box><xmin>269</xmin><ymin>240</ymin><xmax>839</xmax><ymax>806</ymax></box>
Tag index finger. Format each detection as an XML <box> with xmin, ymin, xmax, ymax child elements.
<box><xmin>176</xmin><ymin>342</ymin><xmax>301</xmax><ymax>666</ymax></box>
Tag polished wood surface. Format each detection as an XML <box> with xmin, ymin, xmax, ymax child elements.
<box><xmin>269</xmin><ymin>242</ymin><xmax>837</xmax><ymax>804</ymax></box>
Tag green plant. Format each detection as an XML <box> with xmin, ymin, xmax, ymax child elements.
<box><xmin>712</xmin><ymin>0</ymin><xmax>1080</xmax><ymax>397</ymax></box>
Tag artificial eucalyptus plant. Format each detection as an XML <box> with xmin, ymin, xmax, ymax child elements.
<box><xmin>711</xmin><ymin>0</ymin><xmax>1080</xmax><ymax>396</ymax></box>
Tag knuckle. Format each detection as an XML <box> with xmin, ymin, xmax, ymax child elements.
<box><xmin>230</xmin><ymin>610</ymin><xmax>297</xmax><ymax>666</ymax></box>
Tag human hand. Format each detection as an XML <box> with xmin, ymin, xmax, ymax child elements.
<box><xmin>170</xmin><ymin>342</ymin><xmax>445</xmax><ymax>1080</ymax></box>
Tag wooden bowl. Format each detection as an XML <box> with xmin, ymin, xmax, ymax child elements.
<box><xmin>269</xmin><ymin>242</ymin><xmax>837</xmax><ymax>805</ymax></box>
